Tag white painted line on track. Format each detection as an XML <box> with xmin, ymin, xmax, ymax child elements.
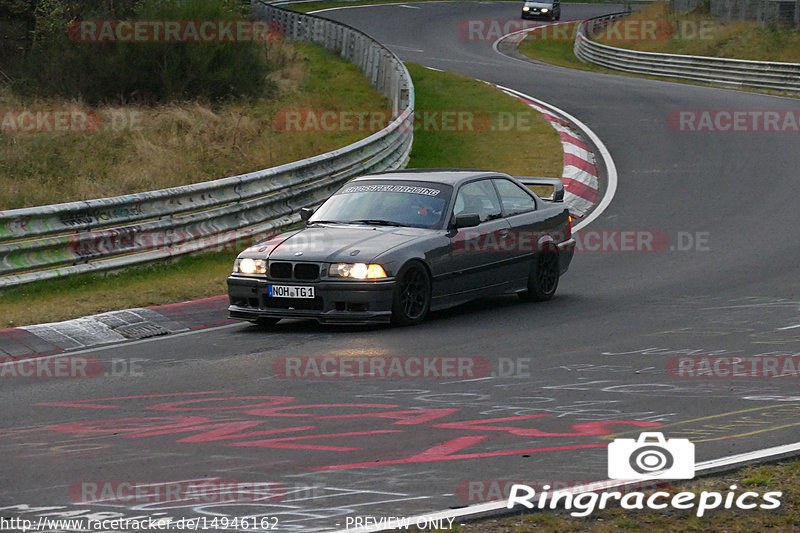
<box><xmin>310</xmin><ymin>2</ymin><xmax>416</xmax><ymax>14</ymax></box>
<box><xmin>491</xmin><ymin>22</ymin><xmax>574</xmax><ymax>68</ymax></box>
<box><xmin>493</xmin><ymin>85</ymin><xmax>618</xmax><ymax>231</ymax></box>
<box><xmin>384</xmin><ymin>43</ymin><xmax>425</xmax><ymax>52</ymax></box>
<box><xmin>334</xmin><ymin>439</ymin><xmax>800</xmax><ymax>532</ymax></box>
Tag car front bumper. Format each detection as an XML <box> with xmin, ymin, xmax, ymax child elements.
<box><xmin>521</xmin><ymin>10</ymin><xmax>554</xmax><ymax>18</ymax></box>
<box><xmin>227</xmin><ymin>276</ymin><xmax>396</xmax><ymax>324</ymax></box>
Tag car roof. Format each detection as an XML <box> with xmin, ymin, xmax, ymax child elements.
<box><xmin>351</xmin><ymin>169</ymin><xmax>513</xmax><ymax>187</ymax></box>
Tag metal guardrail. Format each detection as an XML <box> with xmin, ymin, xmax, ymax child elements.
<box><xmin>574</xmin><ymin>12</ymin><xmax>800</xmax><ymax>93</ymax></box>
<box><xmin>0</xmin><ymin>1</ymin><xmax>414</xmax><ymax>288</ymax></box>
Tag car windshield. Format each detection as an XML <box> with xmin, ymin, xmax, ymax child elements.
<box><xmin>309</xmin><ymin>180</ymin><xmax>452</xmax><ymax>229</ymax></box>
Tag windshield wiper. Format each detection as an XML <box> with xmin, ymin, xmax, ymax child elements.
<box><xmin>307</xmin><ymin>220</ymin><xmax>346</xmax><ymax>225</ymax></box>
<box><xmin>350</xmin><ymin>219</ymin><xmax>405</xmax><ymax>227</ymax></box>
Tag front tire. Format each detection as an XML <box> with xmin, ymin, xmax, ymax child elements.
<box><xmin>391</xmin><ymin>261</ymin><xmax>431</xmax><ymax>326</ymax></box>
<box><xmin>519</xmin><ymin>250</ymin><xmax>559</xmax><ymax>302</ymax></box>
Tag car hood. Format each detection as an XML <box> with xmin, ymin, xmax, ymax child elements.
<box><xmin>240</xmin><ymin>224</ymin><xmax>426</xmax><ymax>263</ymax></box>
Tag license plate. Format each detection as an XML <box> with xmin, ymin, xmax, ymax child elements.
<box><xmin>268</xmin><ymin>285</ymin><xmax>315</xmax><ymax>299</ymax></box>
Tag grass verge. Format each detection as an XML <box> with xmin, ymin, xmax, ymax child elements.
<box><xmin>454</xmin><ymin>457</ymin><xmax>800</xmax><ymax>532</ymax></box>
<box><xmin>0</xmin><ymin>253</ymin><xmax>238</xmax><ymax>329</ymax></box>
<box><xmin>0</xmin><ymin>63</ymin><xmax>561</xmax><ymax>328</ymax></box>
<box><xmin>517</xmin><ymin>21</ymin><xmax>602</xmax><ymax>72</ymax></box>
<box><xmin>596</xmin><ymin>2</ymin><xmax>800</xmax><ymax>63</ymax></box>
<box><xmin>0</xmin><ymin>41</ymin><xmax>388</xmax><ymax>210</ymax></box>
<box><xmin>404</xmin><ymin>63</ymin><xmax>562</xmax><ymax>174</ymax></box>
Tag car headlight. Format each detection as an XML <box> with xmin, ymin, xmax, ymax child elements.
<box><xmin>236</xmin><ymin>257</ymin><xmax>267</xmax><ymax>275</ymax></box>
<box><xmin>541</xmin><ymin>8</ymin><xmax>549</xmax><ymax>12</ymax></box>
<box><xmin>522</xmin><ymin>6</ymin><xmax>530</xmax><ymax>10</ymax></box>
<box><xmin>329</xmin><ymin>263</ymin><xmax>387</xmax><ymax>279</ymax></box>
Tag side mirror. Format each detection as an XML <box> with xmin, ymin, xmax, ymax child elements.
<box><xmin>300</xmin><ymin>207</ymin><xmax>315</xmax><ymax>221</ymax></box>
<box><xmin>454</xmin><ymin>213</ymin><xmax>481</xmax><ymax>229</ymax></box>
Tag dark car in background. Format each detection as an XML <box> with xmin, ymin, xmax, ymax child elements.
<box><xmin>227</xmin><ymin>170</ymin><xmax>575</xmax><ymax>327</ymax></box>
<box><xmin>521</xmin><ymin>0</ymin><xmax>561</xmax><ymax>20</ymax></box>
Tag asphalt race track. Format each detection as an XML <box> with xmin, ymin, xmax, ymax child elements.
<box><xmin>2</xmin><ymin>3</ymin><xmax>800</xmax><ymax>532</ymax></box>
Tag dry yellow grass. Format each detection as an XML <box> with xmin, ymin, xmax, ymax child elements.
<box><xmin>0</xmin><ymin>41</ymin><xmax>388</xmax><ymax>209</ymax></box>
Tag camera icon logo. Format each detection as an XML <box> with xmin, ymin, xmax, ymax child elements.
<box><xmin>608</xmin><ymin>432</ymin><xmax>695</xmax><ymax>480</ymax></box>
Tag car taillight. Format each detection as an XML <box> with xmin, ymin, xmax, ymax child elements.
<box><xmin>568</xmin><ymin>215</ymin><xmax>572</xmax><ymax>237</ymax></box>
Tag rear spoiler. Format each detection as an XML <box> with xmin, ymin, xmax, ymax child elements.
<box><xmin>515</xmin><ymin>177</ymin><xmax>565</xmax><ymax>202</ymax></box>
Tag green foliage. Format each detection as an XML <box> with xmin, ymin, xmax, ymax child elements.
<box><xmin>692</xmin><ymin>0</ymin><xmax>711</xmax><ymax>16</ymax></box>
<box><xmin>14</xmin><ymin>0</ymin><xmax>273</xmax><ymax>104</ymax></box>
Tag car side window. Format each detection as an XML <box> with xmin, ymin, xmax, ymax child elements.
<box><xmin>493</xmin><ymin>179</ymin><xmax>536</xmax><ymax>216</ymax></box>
<box><xmin>453</xmin><ymin>180</ymin><xmax>502</xmax><ymax>223</ymax></box>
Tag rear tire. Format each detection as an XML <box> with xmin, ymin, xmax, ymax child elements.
<box><xmin>391</xmin><ymin>261</ymin><xmax>431</xmax><ymax>326</ymax></box>
<box><xmin>519</xmin><ymin>250</ymin><xmax>559</xmax><ymax>302</ymax></box>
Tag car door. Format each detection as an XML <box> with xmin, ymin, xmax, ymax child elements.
<box><xmin>432</xmin><ymin>178</ymin><xmax>514</xmax><ymax>301</ymax></box>
<box><xmin>492</xmin><ymin>178</ymin><xmax>551</xmax><ymax>288</ymax></box>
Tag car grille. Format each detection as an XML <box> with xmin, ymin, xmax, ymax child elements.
<box><xmin>269</xmin><ymin>262</ymin><xmax>320</xmax><ymax>281</ymax></box>
<box><xmin>294</xmin><ymin>263</ymin><xmax>320</xmax><ymax>280</ymax></box>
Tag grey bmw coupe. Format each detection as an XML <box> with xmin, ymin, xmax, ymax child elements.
<box><xmin>227</xmin><ymin>169</ymin><xmax>575</xmax><ymax>326</ymax></box>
